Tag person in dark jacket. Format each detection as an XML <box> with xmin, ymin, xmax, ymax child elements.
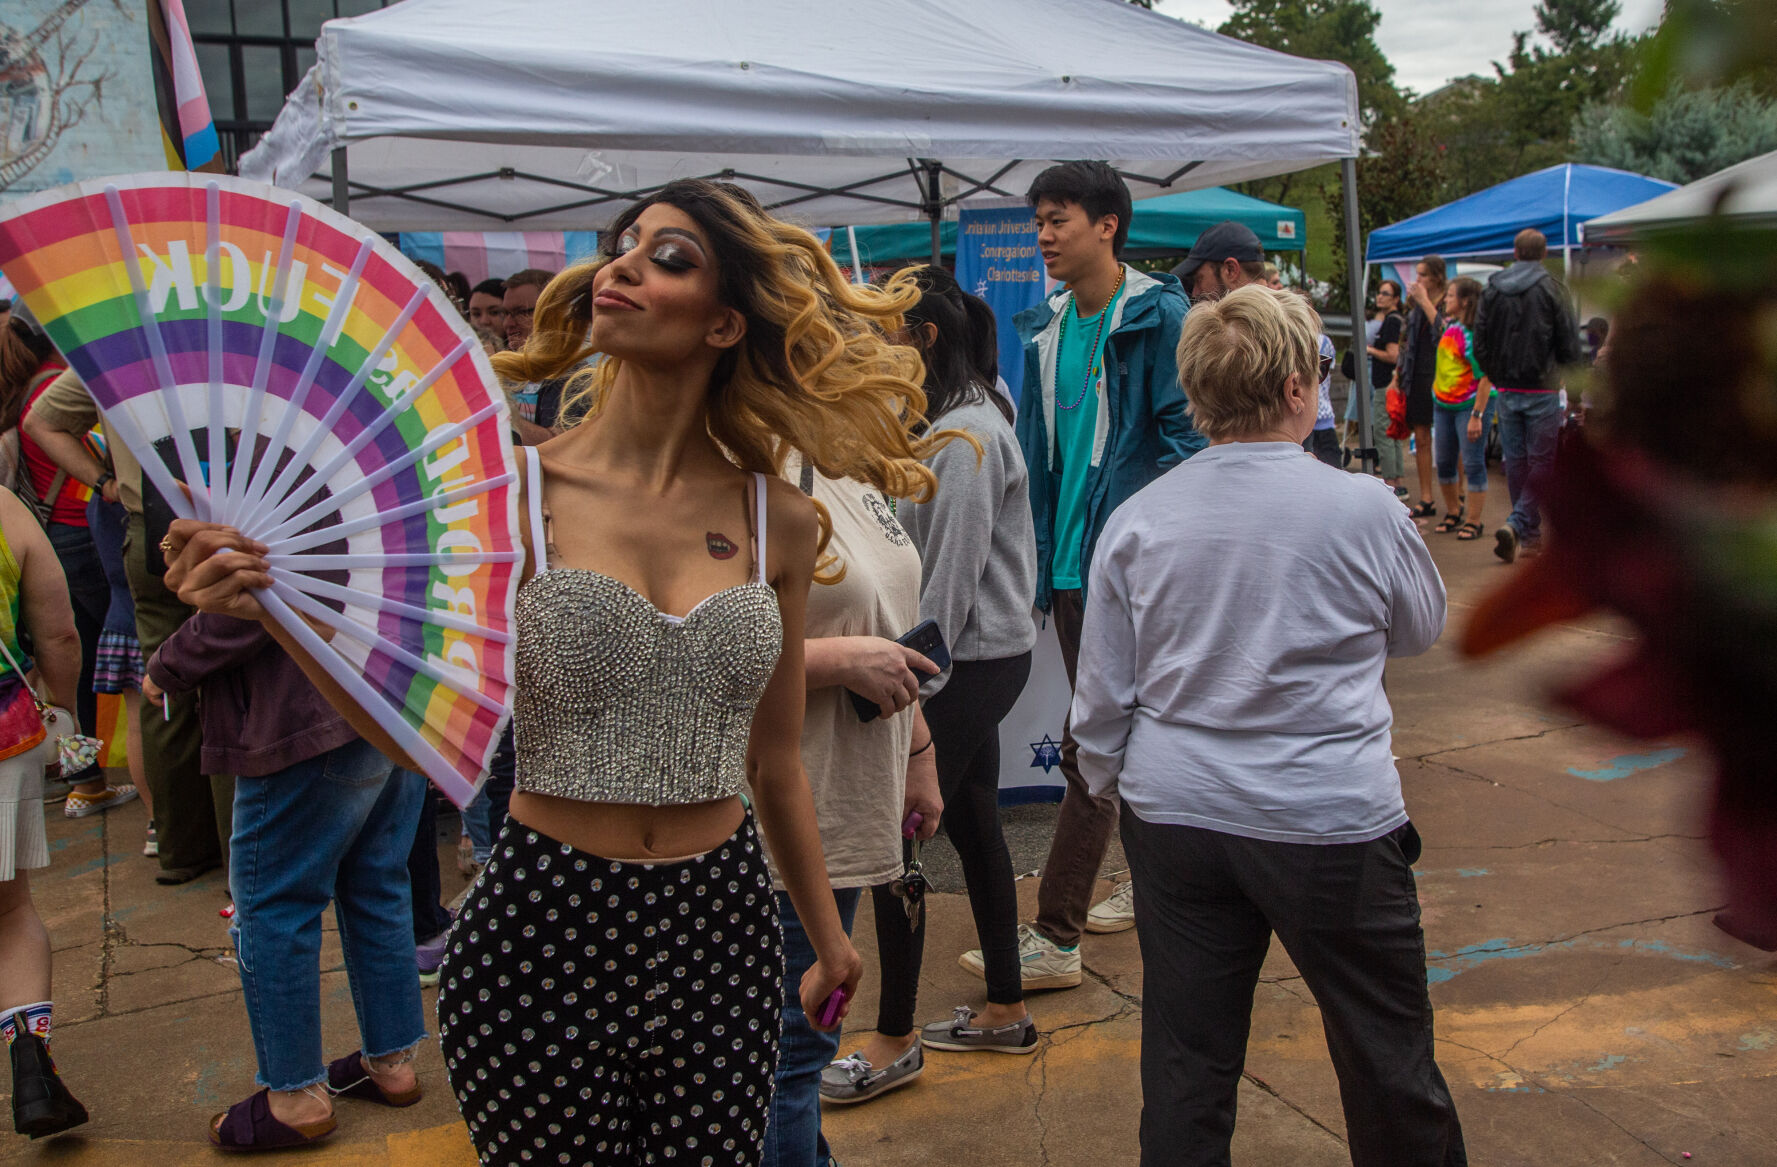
<box><xmin>1473</xmin><ymin>229</ymin><xmax>1580</xmax><ymax>563</ymax></box>
<box><xmin>145</xmin><ymin>599</ymin><xmax>427</xmax><ymax>1148</ymax></box>
<box><xmin>1390</xmin><ymin>256</ymin><xmax>1448</xmax><ymax>519</ymax></box>
<box><xmin>992</xmin><ymin>162</ymin><xmax>1201</xmax><ymax>991</ymax></box>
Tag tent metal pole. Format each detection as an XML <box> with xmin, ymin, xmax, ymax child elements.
<box><xmin>1562</xmin><ymin>162</ymin><xmax>1573</xmax><ymax>279</ymax></box>
<box><xmin>923</xmin><ymin>158</ymin><xmax>944</xmax><ymax>266</ymax></box>
<box><xmin>1340</xmin><ymin>157</ymin><xmax>1374</xmax><ymax>475</ymax></box>
<box><xmin>332</xmin><ymin>147</ymin><xmax>350</xmax><ymax>216</ymax></box>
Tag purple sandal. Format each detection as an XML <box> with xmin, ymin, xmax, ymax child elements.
<box><xmin>326</xmin><ymin>1052</ymin><xmax>423</xmax><ymax>1107</ymax></box>
<box><xmin>208</xmin><ymin>1088</ymin><xmax>336</xmax><ymax>1151</ymax></box>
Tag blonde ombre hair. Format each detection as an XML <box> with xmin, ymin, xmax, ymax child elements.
<box><xmin>493</xmin><ymin>180</ymin><xmax>967</xmax><ymax>580</ymax></box>
<box><xmin>1175</xmin><ymin>285</ymin><xmax>1322</xmax><ymax>441</ymax></box>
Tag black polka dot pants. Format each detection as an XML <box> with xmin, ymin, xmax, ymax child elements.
<box><xmin>439</xmin><ymin>816</ymin><xmax>784</xmax><ymax>1166</ymax></box>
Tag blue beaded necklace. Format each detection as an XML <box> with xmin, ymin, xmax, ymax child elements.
<box><xmin>1056</xmin><ymin>268</ymin><xmax>1125</xmax><ymax>412</ymax></box>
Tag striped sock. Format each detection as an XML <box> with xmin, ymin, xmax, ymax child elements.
<box><xmin>1</xmin><ymin>1002</ymin><xmax>53</xmax><ymax>1047</ymax></box>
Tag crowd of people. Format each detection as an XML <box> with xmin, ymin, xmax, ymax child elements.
<box><xmin>0</xmin><ymin>157</ymin><xmax>1593</xmax><ymax>1166</ymax></box>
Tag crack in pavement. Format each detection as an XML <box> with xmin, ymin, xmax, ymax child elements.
<box><xmin>1440</xmin><ymin>906</ymin><xmax>1723</xmax><ymax>961</ymax></box>
<box><xmin>97</xmin><ymin>808</ymin><xmax>115</xmax><ymax>1017</ymax></box>
<box><xmin>1500</xmin><ymin>953</ymin><xmax>1627</xmax><ymax>1060</ymax></box>
<box><xmin>1442</xmin><ymin>1035</ymin><xmax>1684</xmax><ymax>1165</ymax></box>
<box><xmin>1413</xmin><ymin>756</ymin><xmax>1651</xmax><ymax>840</ymax></box>
<box><xmin>1407</xmin><ymin>723</ymin><xmax>1588</xmax><ymax>764</ymax></box>
<box><xmin>1024</xmin><ymin>978</ymin><xmax>1141</xmax><ymax>1166</ymax></box>
<box><xmin>1240</xmin><ymin>1069</ymin><xmax>1348</xmax><ymax>1145</ymax></box>
<box><xmin>1420</xmin><ymin>833</ymin><xmax>1706</xmax><ymax>851</ymax></box>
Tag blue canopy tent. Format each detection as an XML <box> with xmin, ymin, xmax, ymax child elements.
<box><xmin>1365</xmin><ymin>163</ymin><xmax>1676</xmax><ymax>274</ymax></box>
<box><xmin>829</xmin><ymin>186</ymin><xmax>1306</xmax><ymax>266</ymax></box>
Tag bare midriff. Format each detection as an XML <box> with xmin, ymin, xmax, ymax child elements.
<box><xmin>508</xmin><ymin>790</ymin><xmax>748</xmax><ymax>864</ymax></box>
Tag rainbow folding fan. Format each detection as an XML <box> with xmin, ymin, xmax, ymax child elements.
<box><xmin>0</xmin><ymin>174</ymin><xmax>520</xmax><ymax>807</ymax></box>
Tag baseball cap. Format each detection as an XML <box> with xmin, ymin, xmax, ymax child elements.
<box><xmin>1172</xmin><ymin>220</ymin><xmax>1264</xmax><ymax>282</ymax></box>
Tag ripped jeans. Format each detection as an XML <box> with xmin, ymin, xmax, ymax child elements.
<box><xmin>229</xmin><ymin>739</ymin><xmax>427</xmax><ymax>1091</ymax></box>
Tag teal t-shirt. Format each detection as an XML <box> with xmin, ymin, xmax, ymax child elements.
<box><xmin>1050</xmin><ymin>282</ymin><xmax>1125</xmax><ymax>591</ymax></box>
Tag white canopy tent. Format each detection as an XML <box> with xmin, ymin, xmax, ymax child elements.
<box><xmin>1580</xmin><ymin>149</ymin><xmax>1777</xmax><ymax>244</ymax></box>
<box><xmin>239</xmin><ymin>0</ymin><xmax>1360</xmax><ymax>235</ymax></box>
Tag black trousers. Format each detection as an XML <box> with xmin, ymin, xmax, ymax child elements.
<box><xmin>405</xmin><ymin>785</ymin><xmax>454</xmax><ymax>944</ymax></box>
<box><xmin>1120</xmin><ymin>810</ymin><xmax>1466</xmax><ymax>1167</ymax></box>
<box><xmin>873</xmin><ymin>652</ymin><xmax>1032</xmax><ymax>1033</ymax></box>
<box><xmin>46</xmin><ymin>521</ymin><xmax>107</xmax><ymax>737</ymax></box>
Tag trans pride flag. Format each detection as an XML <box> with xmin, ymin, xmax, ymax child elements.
<box><xmin>399</xmin><ymin>232</ymin><xmax>603</xmax><ymax>286</ymax></box>
<box><xmin>148</xmin><ymin>0</ymin><xmax>222</xmax><ymax>172</ymax></box>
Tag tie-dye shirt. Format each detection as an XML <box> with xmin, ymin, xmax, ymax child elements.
<box><xmin>1432</xmin><ymin>321</ymin><xmax>1490</xmax><ymax>410</ymax></box>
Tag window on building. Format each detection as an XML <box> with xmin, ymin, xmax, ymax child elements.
<box><xmin>189</xmin><ymin>0</ymin><xmax>397</xmax><ymax>170</ymax></box>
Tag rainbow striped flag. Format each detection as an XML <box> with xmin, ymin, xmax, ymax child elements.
<box><xmin>148</xmin><ymin>0</ymin><xmax>223</xmax><ymax>173</ymax></box>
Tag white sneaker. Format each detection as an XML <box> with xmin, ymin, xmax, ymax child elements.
<box><xmin>959</xmin><ymin>923</ymin><xmax>1081</xmax><ymax>990</ymax></box>
<box><xmin>1085</xmin><ymin>879</ymin><xmax>1135</xmax><ymax>934</ymax></box>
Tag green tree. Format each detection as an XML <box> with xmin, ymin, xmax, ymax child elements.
<box><xmin>1488</xmin><ymin>0</ymin><xmax>1638</xmax><ymax>172</ymax></box>
<box><xmin>1574</xmin><ymin>82</ymin><xmax>1777</xmax><ymax>183</ymax></box>
<box><xmin>1211</xmin><ymin>0</ymin><xmax>1410</xmax><ymax>310</ymax></box>
<box><xmin>1217</xmin><ymin>0</ymin><xmax>1403</xmax><ymax>127</ymax></box>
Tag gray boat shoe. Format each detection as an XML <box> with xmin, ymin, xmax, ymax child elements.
<box><xmin>919</xmin><ymin>1005</ymin><xmax>1040</xmax><ymax>1054</ymax></box>
<box><xmin>818</xmin><ymin>1041</ymin><xmax>923</xmax><ymax>1105</ymax></box>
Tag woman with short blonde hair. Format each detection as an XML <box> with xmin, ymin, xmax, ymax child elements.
<box><xmin>1175</xmin><ymin>282</ymin><xmax>1321</xmax><ymax>442</ymax></box>
<box><xmin>1077</xmin><ymin>284</ymin><xmax>1462</xmax><ymax>1166</ymax></box>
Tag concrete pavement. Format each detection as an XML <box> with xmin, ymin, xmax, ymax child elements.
<box><xmin>7</xmin><ymin>487</ymin><xmax>1775</xmax><ymax>1166</ymax></box>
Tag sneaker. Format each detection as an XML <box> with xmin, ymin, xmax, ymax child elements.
<box><xmin>1085</xmin><ymin>879</ymin><xmax>1135</xmax><ymax>934</ymax></box>
<box><xmin>920</xmin><ymin>1006</ymin><xmax>1039</xmax><ymax>1054</ymax></box>
<box><xmin>818</xmin><ymin>1042</ymin><xmax>922</xmax><ymax>1105</ymax></box>
<box><xmin>456</xmin><ymin>833</ymin><xmax>478</xmax><ymax>878</ymax></box>
<box><xmin>417</xmin><ymin>931</ymin><xmax>451</xmax><ymax>986</ymax></box>
<box><xmin>63</xmin><ymin>785</ymin><xmax>138</xmax><ymax>819</ymax></box>
<box><xmin>142</xmin><ymin>820</ymin><xmax>158</xmax><ymax>858</ymax></box>
<box><xmin>959</xmin><ymin>923</ymin><xmax>1081</xmax><ymax>990</ymax></box>
<box><xmin>1494</xmin><ymin>524</ymin><xmax>1519</xmax><ymax>564</ymax></box>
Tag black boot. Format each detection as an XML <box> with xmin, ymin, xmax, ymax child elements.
<box><xmin>10</xmin><ymin>1030</ymin><xmax>87</xmax><ymax>1138</ymax></box>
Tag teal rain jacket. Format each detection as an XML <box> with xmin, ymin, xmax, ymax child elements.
<box><xmin>1014</xmin><ymin>265</ymin><xmax>1203</xmax><ymax>613</ymax></box>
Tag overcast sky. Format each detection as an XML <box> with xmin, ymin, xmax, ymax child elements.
<box><xmin>1151</xmin><ymin>0</ymin><xmax>1667</xmax><ymax>97</ymax></box>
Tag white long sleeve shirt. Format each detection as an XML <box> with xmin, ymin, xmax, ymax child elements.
<box><xmin>1071</xmin><ymin>441</ymin><xmax>1446</xmax><ymax>844</ymax></box>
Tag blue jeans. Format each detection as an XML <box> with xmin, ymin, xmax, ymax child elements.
<box><xmin>1494</xmin><ymin>390</ymin><xmax>1562</xmax><ymax>544</ymax></box>
<box><xmin>460</xmin><ymin>729</ymin><xmax>515</xmax><ymax>864</ymax></box>
<box><xmin>762</xmin><ymin>887</ymin><xmax>862</xmax><ymax>1167</ymax></box>
<box><xmin>1432</xmin><ymin>397</ymin><xmax>1495</xmax><ymax>494</ymax></box>
<box><xmin>229</xmin><ymin>739</ymin><xmax>427</xmax><ymax>1091</ymax></box>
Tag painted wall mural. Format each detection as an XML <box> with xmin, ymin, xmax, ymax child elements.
<box><xmin>2</xmin><ymin>0</ymin><xmax>166</xmax><ymax>195</ymax></box>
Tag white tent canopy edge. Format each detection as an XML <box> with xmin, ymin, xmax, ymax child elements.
<box><xmin>240</xmin><ymin>0</ymin><xmax>1361</xmax><ymax>233</ymax></box>
<box><xmin>1580</xmin><ymin>149</ymin><xmax>1777</xmax><ymax>244</ymax></box>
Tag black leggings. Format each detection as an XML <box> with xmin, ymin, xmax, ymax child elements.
<box><xmin>873</xmin><ymin>652</ymin><xmax>1031</xmax><ymax>1034</ymax></box>
<box><xmin>439</xmin><ymin>816</ymin><xmax>783</xmax><ymax>1166</ymax></box>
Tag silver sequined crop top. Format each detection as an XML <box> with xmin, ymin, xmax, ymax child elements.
<box><xmin>511</xmin><ymin>449</ymin><xmax>782</xmax><ymax>805</ymax></box>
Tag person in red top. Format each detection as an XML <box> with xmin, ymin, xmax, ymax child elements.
<box><xmin>1</xmin><ymin>319</ymin><xmax>130</xmax><ymax>819</ymax></box>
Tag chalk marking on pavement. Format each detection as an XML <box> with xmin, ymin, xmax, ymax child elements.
<box><xmin>1426</xmin><ymin>935</ymin><xmax>1738</xmax><ymax>984</ymax></box>
<box><xmin>1565</xmin><ymin>747</ymin><xmax>1687</xmax><ymax>782</ymax></box>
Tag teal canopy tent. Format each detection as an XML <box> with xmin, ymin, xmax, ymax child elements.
<box><xmin>828</xmin><ymin>186</ymin><xmax>1305</xmax><ymax>266</ymax></box>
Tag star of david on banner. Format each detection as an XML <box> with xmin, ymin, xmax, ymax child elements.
<box><xmin>1029</xmin><ymin>734</ymin><xmax>1063</xmax><ymax>773</ymax></box>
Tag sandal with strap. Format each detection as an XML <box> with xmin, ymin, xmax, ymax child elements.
<box><xmin>1456</xmin><ymin>521</ymin><xmax>1486</xmax><ymax>541</ymax></box>
<box><xmin>1434</xmin><ymin>510</ymin><xmax>1465</xmax><ymax>534</ymax></box>
<box><xmin>326</xmin><ymin>1051</ymin><xmax>423</xmax><ymax>1107</ymax></box>
<box><xmin>1408</xmin><ymin>499</ymin><xmax>1437</xmax><ymax>518</ymax></box>
<box><xmin>208</xmin><ymin>1088</ymin><xmax>336</xmax><ymax>1151</ymax></box>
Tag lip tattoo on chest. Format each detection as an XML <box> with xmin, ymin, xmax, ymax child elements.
<box><xmin>706</xmin><ymin>532</ymin><xmax>738</xmax><ymax>560</ymax></box>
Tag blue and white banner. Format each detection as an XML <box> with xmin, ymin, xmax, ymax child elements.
<box><xmin>955</xmin><ymin>205</ymin><xmax>1046</xmax><ymax>409</ymax></box>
